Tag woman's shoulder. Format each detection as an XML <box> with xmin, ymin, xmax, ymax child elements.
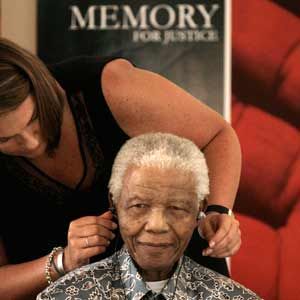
<box><xmin>101</xmin><ymin>58</ymin><xmax>134</xmax><ymax>87</ymax></box>
<box><xmin>101</xmin><ymin>58</ymin><xmax>135</xmax><ymax>105</ymax></box>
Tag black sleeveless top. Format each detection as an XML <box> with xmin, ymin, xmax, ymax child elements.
<box><xmin>0</xmin><ymin>56</ymin><xmax>228</xmax><ymax>276</ymax></box>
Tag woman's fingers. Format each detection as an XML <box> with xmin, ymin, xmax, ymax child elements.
<box><xmin>82</xmin><ymin>234</ymin><xmax>112</xmax><ymax>249</ymax></box>
<box><xmin>69</xmin><ymin>212</ymin><xmax>117</xmax><ymax>231</ymax></box>
<box><xmin>69</xmin><ymin>224</ymin><xmax>116</xmax><ymax>241</ymax></box>
<box><xmin>200</xmin><ymin>214</ymin><xmax>241</xmax><ymax>258</ymax></box>
<box><xmin>64</xmin><ymin>211</ymin><xmax>118</xmax><ymax>272</ymax></box>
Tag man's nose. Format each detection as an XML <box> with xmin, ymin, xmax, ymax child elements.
<box><xmin>144</xmin><ymin>209</ymin><xmax>169</xmax><ymax>233</ymax></box>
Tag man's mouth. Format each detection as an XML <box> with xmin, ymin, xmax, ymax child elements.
<box><xmin>137</xmin><ymin>242</ymin><xmax>173</xmax><ymax>248</ymax></box>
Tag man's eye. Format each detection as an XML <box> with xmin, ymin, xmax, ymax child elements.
<box><xmin>0</xmin><ymin>137</ymin><xmax>11</xmax><ymax>144</ymax></box>
<box><xmin>169</xmin><ymin>206</ymin><xmax>185</xmax><ymax>211</ymax></box>
<box><xmin>130</xmin><ymin>204</ymin><xmax>148</xmax><ymax>209</ymax></box>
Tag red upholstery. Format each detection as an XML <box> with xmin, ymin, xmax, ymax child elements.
<box><xmin>278</xmin><ymin>202</ymin><xmax>300</xmax><ymax>299</ymax></box>
<box><xmin>232</xmin><ymin>0</ymin><xmax>300</xmax><ymax>126</ymax></box>
<box><xmin>232</xmin><ymin>101</ymin><xmax>300</xmax><ymax>227</ymax></box>
<box><xmin>231</xmin><ymin>214</ymin><xmax>279</xmax><ymax>300</ymax></box>
<box><xmin>231</xmin><ymin>1</ymin><xmax>300</xmax><ymax>299</ymax></box>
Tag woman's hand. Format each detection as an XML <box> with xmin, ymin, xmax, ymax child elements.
<box><xmin>198</xmin><ymin>213</ymin><xmax>241</xmax><ymax>258</ymax></box>
<box><xmin>63</xmin><ymin>211</ymin><xmax>117</xmax><ymax>272</ymax></box>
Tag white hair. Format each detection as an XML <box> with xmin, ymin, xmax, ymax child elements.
<box><xmin>108</xmin><ymin>132</ymin><xmax>209</xmax><ymax>204</ymax></box>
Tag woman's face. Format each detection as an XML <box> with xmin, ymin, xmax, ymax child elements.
<box><xmin>0</xmin><ymin>95</ymin><xmax>47</xmax><ymax>158</ymax></box>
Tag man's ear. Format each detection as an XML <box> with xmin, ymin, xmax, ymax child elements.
<box><xmin>199</xmin><ymin>198</ymin><xmax>207</xmax><ymax>213</ymax></box>
<box><xmin>108</xmin><ymin>192</ymin><xmax>114</xmax><ymax>208</ymax></box>
<box><xmin>108</xmin><ymin>192</ymin><xmax>117</xmax><ymax>218</ymax></box>
<box><xmin>197</xmin><ymin>198</ymin><xmax>207</xmax><ymax>221</ymax></box>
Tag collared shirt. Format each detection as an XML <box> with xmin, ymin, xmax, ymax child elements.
<box><xmin>37</xmin><ymin>247</ymin><xmax>261</xmax><ymax>300</ymax></box>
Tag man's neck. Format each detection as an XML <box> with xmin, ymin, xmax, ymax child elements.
<box><xmin>137</xmin><ymin>261</ymin><xmax>179</xmax><ymax>282</ymax></box>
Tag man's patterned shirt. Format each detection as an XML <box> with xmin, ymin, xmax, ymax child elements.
<box><xmin>37</xmin><ymin>247</ymin><xmax>261</xmax><ymax>300</ymax></box>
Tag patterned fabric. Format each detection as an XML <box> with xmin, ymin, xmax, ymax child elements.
<box><xmin>37</xmin><ymin>248</ymin><xmax>261</xmax><ymax>300</ymax></box>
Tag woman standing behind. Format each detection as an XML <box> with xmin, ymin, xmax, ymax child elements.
<box><xmin>0</xmin><ymin>38</ymin><xmax>241</xmax><ymax>299</ymax></box>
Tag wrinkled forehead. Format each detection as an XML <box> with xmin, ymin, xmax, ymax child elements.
<box><xmin>121</xmin><ymin>165</ymin><xmax>198</xmax><ymax>205</ymax></box>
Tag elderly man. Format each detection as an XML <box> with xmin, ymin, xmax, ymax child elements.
<box><xmin>37</xmin><ymin>133</ymin><xmax>260</xmax><ymax>300</ymax></box>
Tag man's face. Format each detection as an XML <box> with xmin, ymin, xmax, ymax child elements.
<box><xmin>116</xmin><ymin>166</ymin><xmax>199</xmax><ymax>280</ymax></box>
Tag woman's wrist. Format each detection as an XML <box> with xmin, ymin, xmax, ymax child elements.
<box><xmin>53</xmin><ymin>248</ymin><xmax>66</xmax><ymax>276</ymax></box>
<box><xmin>204</xmin><ymin>204</ymin><xmax>233</xmax><ymax>216</ymax></box>
<box><xmin>44</xmin><ymin>247</ymin><xmax>66</xmax><ymax>285</ymax></box>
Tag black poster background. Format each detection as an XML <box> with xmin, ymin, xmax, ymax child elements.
<box><xmin>38</xmin><ymin>1</ymin><xmax>229</xmax><ymax>117</ymax></box>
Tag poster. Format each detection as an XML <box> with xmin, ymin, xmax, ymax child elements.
<box><xmin>38</xmin><ymin>0</ymin><xmax>230</xmax><ymax>119</ymax></box>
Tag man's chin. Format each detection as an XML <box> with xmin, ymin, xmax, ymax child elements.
<box><xmin>133</xmin><ymin>249</ymin><xmax>178</xmax><ymax>271</ymax></box>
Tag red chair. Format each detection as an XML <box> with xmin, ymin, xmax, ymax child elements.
<box><xmin>231</xmin><ymin>1</ymin><xmax>300</xmax><ymax>299</ymax></box>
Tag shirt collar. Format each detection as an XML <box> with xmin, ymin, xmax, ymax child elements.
<box><xmin>118</xmin><ymin>247</ymin><xmax>185</xmax><ymax>300</ymax></box>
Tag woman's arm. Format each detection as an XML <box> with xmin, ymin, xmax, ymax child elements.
<box><xmin>0</xmin><ymin>239</ymin><xmax>51</xmax><ymax>300</ymax></box>
<box><xmin>101</xmin><ymin>59</ymin><xmax>241</xmax><ymax>257</ymax></box>
<box><xmin>0</xmin><ymin>211</ymin><xmax>117</xmax><ymax>299</ymax></box>
<box><xmin>102</xmin><ymin>59</ymin><xmax>241</xmax><ymax>207</ymax></box>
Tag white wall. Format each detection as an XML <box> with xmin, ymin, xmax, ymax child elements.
<box><xmin>1</xmin><ymin>0</ymin><xmax>37</xmax><ymax>53</ymax></box>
